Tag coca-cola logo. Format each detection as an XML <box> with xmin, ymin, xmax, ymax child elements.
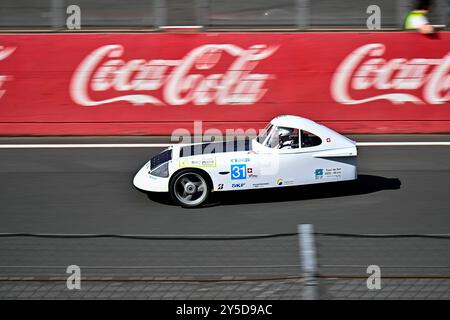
<box><xmin>331</xmin><ymin>43</ymin><xmax>449</xmax><ymax>105</ymax></box>
<box><xmin>70</xmin><ymin>44</ymin><xmax>278</xmax><ymax>107</ymax></box>
<box><xmin>0</xmin><ymin>46</ymin><xmax>15</xmax><ymax>100</ymax></box>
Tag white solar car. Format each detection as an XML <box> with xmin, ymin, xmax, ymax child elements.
<box><xmin>134</xmin><ymin>115</ymin><xmax>358</xmax><ymax>207</ymax></box>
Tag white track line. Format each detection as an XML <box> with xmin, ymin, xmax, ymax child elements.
<box><xmin>0</xmin><ymin>142</ymin><xmax>449</xmax><ymax>148</ymax></box>
<box><xmin>0</xmin><ymin>143</ymin><xmax>172</xmax><ymax>149</ymax></box>
<box><xmin>357</xmin><ymin>142</ymin><xmax>450</xmax><ymax>146</ymax></box>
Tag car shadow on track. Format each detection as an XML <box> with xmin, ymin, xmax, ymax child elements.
<box><xmin>146</xmin><ymin>174</ymin><xmax>401</xmax><ymax>208</ymax></box>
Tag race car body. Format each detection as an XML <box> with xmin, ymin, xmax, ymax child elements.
<box><xmin>134</xmin><ymin>115</ymin><xmax>357</xmax><ymax>207</ymax></box>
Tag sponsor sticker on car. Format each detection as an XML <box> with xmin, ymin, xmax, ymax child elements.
<box><xmin>232</xmin><ymin>183</ymin><xmax>245</xmax><ymax>188</ymax></box>
<box><xmin>315</xmin><ymin>168</ymin><xmax>342</xmax><ymax>180</ymax></box>
<box><xmin>325</xmin><ymin>167</ymin><xmax>342</xmax><ymax>179</ymax></box>
<box><xmin>277</xmin><ymin>178</ymin><xmax>295</xmax><ymax>186</ymax></box>
<box><xmin>180</xmin><ymin>156</ymin><xmax>216</xmax><ymax>168</ymax></box>
<box><xmin>314</xmin><ymin>169</ymin><xmax>324</xmax><ymax>180</ymax></box>
<box><xmin>252</xmin><ymin>182</ymin><xmax>269</xmax><ymax>188</ymax></box>
<box><xmin>231</xmin><ymin>157</ymin><xmax>251</xmax><ymax>163</ymax></box>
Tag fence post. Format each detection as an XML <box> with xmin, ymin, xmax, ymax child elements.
<box><xmin>51</xmin><ymin>0</ymin><xmax>64</xmax><ymax>30</ymax></box>
<box><xmin>298</xmin><ymin>224</ymin><xmax>318</xmax><ymax>299</ymax></box>
<box><xmin>297</xmin><ymin>0</ymin><xmax>310</xmax><ymax>29</ymax></box>
<box><xmin>435</xmin><ymin>0</ymin><xmax>448</xmax><ymax>27</ymax></box>
<box><xmin>196</xmin><ymin>0</ymin><xmax>209</xmax><ymax>27</ymax></box>
<box><xmin>153</xmin><ymin>0</ymin><xmax>167</xmax><ymax>27</ymax></box>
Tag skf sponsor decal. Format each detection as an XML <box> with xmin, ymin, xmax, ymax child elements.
<box><xmin>232</xmin><ymin>183</ymin><xmax>245</xmax><ymax>188</ymax></box>
<box><xmin>179</xmin><ymin>156</ymin><xmax>216</xmax><ymax>168</ymax></box>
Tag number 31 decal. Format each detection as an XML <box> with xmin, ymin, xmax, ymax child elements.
<box><xmin>231</xmin><ymin>164</ymin><xmax>247</xmax><ymax>180</ymax></box>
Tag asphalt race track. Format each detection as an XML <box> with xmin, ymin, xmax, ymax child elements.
<box><xmin>0</xmin><ymin>135</ymin><xmax>449</xmax><ymax>299</ymax></box>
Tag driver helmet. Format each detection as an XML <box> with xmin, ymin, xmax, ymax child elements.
<box><xmin>278</xmin><ymin>127</ymin><xmax>293</xmax><ymax>144</ymax></box>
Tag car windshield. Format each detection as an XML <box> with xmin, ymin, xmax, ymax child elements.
<box><xmin>256</xmin><ymin>123</ymin><xmax>272</xmax><ymax>143</ymax></box>
<box><xmin>258</xmin><ymin>125</ymin><xmax>300</xmax><ymax>149</ymax></box>
<box><xmin>265</xmin><ymin>126</ymin><xmax>281</xmax><ymax>148</ymax></box>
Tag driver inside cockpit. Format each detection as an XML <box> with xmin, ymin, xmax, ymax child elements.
<box><xmin>277</xmin><ymin>127</ymin><xmax>299</xmax><ymax>149</ymax></box>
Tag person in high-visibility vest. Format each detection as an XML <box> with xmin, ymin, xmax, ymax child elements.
<box><xmin>404</xmin><ymin>0</ymin><xmax>434</xmax><ymax>34</ymax></box>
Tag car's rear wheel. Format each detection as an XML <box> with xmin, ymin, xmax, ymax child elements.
<box><xmin>169</xmin><ymin>170</ymin><xmax>211</xmax><ymax>208</ymax></box>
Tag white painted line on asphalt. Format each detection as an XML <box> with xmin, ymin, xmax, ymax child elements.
<box><xmin>0</xmin><ymin>142</ymin><xmax>450</xmax><ymax>148</ymax></box>
<box><xmin>356</xmin><ymin>142</ymin><xmax>450</xmax><ymax>146</ymax></box>
<box><xmin>0</xmin><ymin>143</ymin><xmax>173</xmax><ymax>148</ymax></box>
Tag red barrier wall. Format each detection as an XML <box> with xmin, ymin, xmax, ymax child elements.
<box><xmin>0</xmin><ymin>32</ymin><xmax>449</xmax><ymax>135</ymax></box>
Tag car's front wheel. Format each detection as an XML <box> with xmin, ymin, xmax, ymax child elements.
<box><xmin>169</xmin><ymin>170</ymin><xmax>211</xmax><ymax>208</ymax></box>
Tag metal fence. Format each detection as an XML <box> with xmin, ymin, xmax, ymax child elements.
<box><xmin>0</xmin><ymin>0</ymin><xmax>448</xmax><ymax>30</ymax></box>
<box><xmin>0</xmin><ymin>228</ymin><xmax>449</xmax><ymax>299</ymax></box>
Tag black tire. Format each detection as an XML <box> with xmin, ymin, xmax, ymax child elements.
<box><xmin>169</xmin><ymin>169</ymin><xmax>211</xmax><ymax>208</ymax></box>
